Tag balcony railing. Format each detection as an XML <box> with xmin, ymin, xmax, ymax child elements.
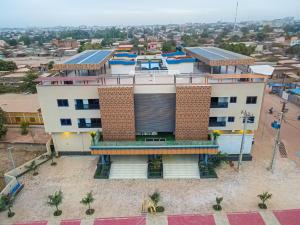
<box><xmin>75</xmin><ymin>104</ymin><xmax>99</xmax><ymax>110</ymax></box>
<box><xmin>210</xmin><ymin>102</ymin><xmax>228</xmax><ymax>108</ymax></box>
<box><xmin>209</xmin><ymin>121</ymin><xmax>226</xmax><ymax>127</ymax></box>
<box><xmin>91</xmin><ymin>139</ymin><xmax>218</xmax><ymax>149</ymax></box>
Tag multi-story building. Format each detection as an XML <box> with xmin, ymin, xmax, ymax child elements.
<box><xmin>36</xmin><ymin>47</ymin><xmax>267</xmax><ymax>179</ymax></box>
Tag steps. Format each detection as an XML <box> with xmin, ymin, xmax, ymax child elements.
<box><xmin>163</xmin><ymin>163</ymin><xmax>200</xmax><ymax>179</ymax></box>
<box><xmin>109</xmin><ymin>156</ymin><xmax>148</xmax><ymax>179</ymax></box>
<box><xmin>162</xmin><ymin>155</ymin><xmax>200</xmax><ymax>179</ymax></box>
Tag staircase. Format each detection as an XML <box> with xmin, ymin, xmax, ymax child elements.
<box><xmin>109</xmin><ymin>156</ymin><xmax>148</xmax><ymax>179</ymax></box>
<box><xmin>163</xmin><ymin>155</ymin><xmax>200</xmax><ymax>179</ymax></box>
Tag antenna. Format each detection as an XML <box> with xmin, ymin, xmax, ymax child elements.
<box><xmin>233</xmin><ymin>1</ymin><xmax>239</xmax><ymax>31</ymax></box>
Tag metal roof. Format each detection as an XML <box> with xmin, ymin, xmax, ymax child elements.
<box><xmin>185</xmin><ymin>47</ymin><xmax>255</xmax><ymax>66</ymax></box>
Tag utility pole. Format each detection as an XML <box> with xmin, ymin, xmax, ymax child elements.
<box><xmin>237</xmin><ymin>110</ymin><xmax>252</xmax><ymax>171</ymax></box>
<box><xmin>269</xmin><ymin>101</ymin><xmax>287</xmax><ymax>172</ymax></box>
<box><xmin>233</xmin><ymin>1</ymin><xmax>239</xmax><ymax>32</ymax></box>
<box><xmin>8</xmin><ymin>147</ymin><xmax>16</xmax><ymax>169</ymax></box>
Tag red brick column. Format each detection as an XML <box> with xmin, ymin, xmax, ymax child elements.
<box><xmin>98</xmin><ymin>86</ymin><xmax>136</xmax><ymax>141</ymax></box>
<box><xmin>175</xmin><ymin>85</ymin><xmax>212</xmax><ymax>140</ymax></box>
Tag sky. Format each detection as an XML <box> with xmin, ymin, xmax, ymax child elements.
<box><xmin>0</xmin><ymin>0</ymin><xmax>300</xmax><ymax>28</ymax></box>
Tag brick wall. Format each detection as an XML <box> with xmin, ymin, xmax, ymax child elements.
<box><xmin>98</xmin><ymin>86</ymin><xmax>136</xmax><ymax>141</ymax></box>
<box><xmin>175</xmin><ymin>85</ymin><xmax>212</xmax><ymax>140</ymax></box>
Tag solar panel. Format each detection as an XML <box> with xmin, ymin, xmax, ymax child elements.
<box><xmin>186</xmin><ymin>47</ymin><xmax>251</xmax><ymax>61</ymax></box>
<box><xmin>63</xmin><ymin>50</ymin><xmax>112</xmax><ymax>65</ymax></box>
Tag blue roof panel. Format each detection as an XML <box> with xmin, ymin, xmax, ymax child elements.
<box><xmin>64</xmin><ymin>50</ymin><xmax>112</xmax><ymax>65</ymax></box>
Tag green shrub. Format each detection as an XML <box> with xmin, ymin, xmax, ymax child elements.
<box><xmin>20</xmin><ymin>121</ymin><xmax>29</xmax><ymax>135</ymax></box>
<box><xmin>156</xmin><ymin>206</ymin><xmax>165</xmax><ymax>212</ymax></box>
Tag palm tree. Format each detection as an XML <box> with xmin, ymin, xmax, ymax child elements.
<box><xmin>257</xmin><ymin>192</ymin><xmax>272</xmax><ymax>209</ymax></box>
<box><xmin>149</xmin><ymin>191</ymin><xmax>164</xmax><ymax>213</ymax></box>
<box><xmin>213</xmin><ymin>197</ymin><xmax>223</xmax><ymax>211</ymax></box>
<box><xmin>80</xmin><ymin>191</ymin><xmax>95</xmax><ymax>215</ymax></box>
<box><xmin>0</xmin><ymin>195</ymin><xmax>15</xmax><ymax>217</ymax></box>
<box><xmin>48</xmin><ymin>190</ymin><xmax>63</xmax><ymax>216</ymax></box>
<box><xmin>25</xmin><ymin>160</ymin><xmax>38</xmax><ymax>176</ymax></box>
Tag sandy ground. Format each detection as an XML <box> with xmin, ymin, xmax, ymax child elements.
<box><xmin>0</xmin><ymin>127</ymin><xmax>48</xmax><ymax>191</ymax></box>
<box><xmin>0</xmin><ymin>91</ymin><xmax>300</xmax><ymax>224</ymax></box>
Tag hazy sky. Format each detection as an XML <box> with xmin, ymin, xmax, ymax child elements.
<box><xmin>1</xmin><ymin>0</ymin><xmax>299</xmax><ymax>27</ymax></box>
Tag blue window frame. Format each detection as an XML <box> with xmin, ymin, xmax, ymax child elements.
<box><xmin>75</xmin><ymin>99</ymin><xmax>99</xmax><ymax>110</ymax></box>
<box><xmin>57</xmin><ymin>99</ymin><xmax>69</xmax><ymax>107</ymax></box>
<box><xmin>78</xmin><ymin>118</ymin><xmax>101</xmax><ymax>128</ymax></box>
<box><xmin>243</xmin><ymin>116</ymin><xmax>255</xmax><ymax>124</ymax></box>
<box><xmin>60</xmin><ymin>118</ymin><xmax>72</xmax><ymax>126</ymax></box>
<box><xmin>228</xmin><ymin>116</ymin><xmax>235</xmax><ymax>122</ymax></box>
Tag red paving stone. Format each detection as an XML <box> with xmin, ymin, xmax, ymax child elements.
<box><xmin>168</xmin><ymin>214</ymin><xmax>216</xmax><ymax>225</ymax></box>
<box><xmin>60</xmin><ymin>219</ymin><xmax>81</xmax><ymax>225</ymax></box>
<box><xmin>93</xmin><ymin>216</ymin><xmax>146</xmax><ymax>225</ymax></box>
<box><xmin>13</xmin><ymin>221</ymin><xmax>48</xmax><ymax>225</ymax></box>
<box><xmin>273</xmin><ymin>209</ymin><xmax>300</xmax><ymax>225</ymax></box>
<box><xmin>227</xmin><ymin>212</ymin><xmax>265</xmax><ymax>225</ymax></box>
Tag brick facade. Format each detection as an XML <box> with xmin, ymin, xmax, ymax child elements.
<box><xmin>175</xmin><ymin>85</ymin><xmax>212</xmax><ymax>140</ymax></box>
<box><xmin>98</xmin><ymin>86</ymin><xmax>136</xmax><ymax>141</ymax></box>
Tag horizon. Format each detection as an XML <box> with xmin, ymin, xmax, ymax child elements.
<box><xmin>1</xmin><ymin>0</ymin><xmax>300</xmax><ymax>28</ymax></box>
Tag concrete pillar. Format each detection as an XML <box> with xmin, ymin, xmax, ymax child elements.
<box><xmin>226</xmin><ymin>65</ymin><xmax>228</xmax><ymax>73</ymax></box>
<box><xmin>234</xmin><ymin>66</ymin><xmax>237</xmax><ymax>73</ymax></box>
<box><xmin>204</xmin><ymin>154</ymin><xmax>208</xmax><ymax>165</ymax></box>
<box><xmin>210</xmin><ymin>66</ymin><xmax>213</xmax><ymax>74</ymax></box>
<box><xmin>104</xmin><ymin>64</ymin><xmax>106</xmax><ymax>73</ymax></box>
<box><xmin>101</xmin><ymin>155</ymin><xmax>105</xmax><ymax>164</ymax></box>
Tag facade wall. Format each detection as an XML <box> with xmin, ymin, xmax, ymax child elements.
<box><xmin>5</xmin><ymin>112</ymin><xmax>43</xmax><ymax>125</ymax></box>
<box><xmin>98</xmin><ymin>86</ymin><xmax>136</xmax><ymax>141</ymax></box>
<box><xmin>209</xmin><ymin>82</ymin><xmax>265</xmax><ymax>131</ymax></box>
<box><xmin>110</xmin><ymin>64</ymin><xmax>135</xmax><ymax>75</ymax></box>
<box><xmin>52</xmin><ymin>132</ymin><xmax>91</xmax><ymax>152</ymax></box>
<box><xmin>37</xmin><ymin>85</ymin><xmax>101</xmax><ymax>133</ymax></box>
<box><xmin>175</xmin><ymin>85</ymin><xmax>212</xmax><ymax>140</ymax></box>
<box><xmin>217</xmin><ymin>134</ymin><xmax>254</xmax><ymax>154</ymax></box>
<box><xmin>167</xmin><ymin>62</ymin><xmax>194</xmax><ymax>74</ymax></box>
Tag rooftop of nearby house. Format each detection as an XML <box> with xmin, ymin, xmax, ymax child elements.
<box><xmin>0</xmin><ymin>93</ymin><xmax>40</xmax><ymax>113</ymax></box>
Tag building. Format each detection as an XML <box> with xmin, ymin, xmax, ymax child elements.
<box><xmin>36</xmin><ymin>47</ymin><xmax>267</xmax><ymax>179</ymax></box>
<box><xmin>52</xmin><ymin>39</ymin><xmax>79</xmax><ymax>49</ymax></box>
<box><xmin>0</xmin><ymin>94</ymin><xmax>43</xmax><ymax>125</ymax></box>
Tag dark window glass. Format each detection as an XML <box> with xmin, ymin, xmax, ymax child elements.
<box><xmin>230</xmin><ymin>97</ymin><xmax>237</xmax><ymax>103</ymax></box>
<box><xmin>228</xmin><ymin>116</ymin><xmax>235</xmax><ymax>122</ymax></box>
<box><xmin>246</xmin><ymin>96</ymin><xmax>257</xmax><ymax>104</ymax></box>
<box><xmin>60</xmin><ymin>118</ymin><xmax>72</xmax><ymax>126</ymax></box>
<box><xmin>243</xmin><ymin>116</ymin><xmax>255</xmax><ymax>124</ymax></box>
<box><xmin>57</xmin><ymin>99</ymin><xmax>69</xmax><ymax>107</ymax></box>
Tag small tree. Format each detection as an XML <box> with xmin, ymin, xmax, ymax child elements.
<box><xmin>257</xmin><ymin>192</ymin><xmax>272</xmax><ymax>209</ymax></box>
<box><xmin>90</xmin><ymin>132</ymin><xmax>96</xmax><ymax>145</ymax></box>
<box><xmin>49</xmin><ymin>151</ymin><xmax>57</xmax><ymax>166</ymax></box>
<box><xmin>0</xmin><ymin>195</ymin><xmax>15</xmax><ymax>217</ymax></box>
<box><xmin>48</xmin><ymin>61</ymin><xmax>54</xmax><ymax>70</ymax></box>
<box><xmin>0</xmin><ymin>107</ymin><xmax>7</xmax><ymax>139</ymax></box>
<box><xmin>20</xmin><ymin>121</ymin><xmax>29</xmax><ymax>135</ymax></box>
<box><xmin>149</xmin><ymin>190</ymin><xmax>164</xmax><ymax>213</ymax></box>
<box><xmin>80</xmin><ymin>191</ymin><xmax>95</xmax><ymax>215</ymax></box>
<box><xmin>25</xmin><ymin>160</ymin><xmax>38</xmax><ymax>176</ymax></box>
<box><xmin>20</xmin><ymin>71</ymin><xmax>39</xmax><ymax>93</ymax></box>
<box><xmin>213</xmin><ymin>197</ymin><xmax>223</xmax><ymax>211</ymax></box>
<box><xmin>48</xmin><ymin>190</ymin><xmax>63</xmax><ymax>216</ymax></box>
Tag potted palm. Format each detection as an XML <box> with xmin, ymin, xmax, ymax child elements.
<box><xmin>213</xmin><ymin>197</ymin><xmax>223</xmax><ymax>211</ymax></box>
<box><xmin>25</xmin><ymin>160</ymin><xmax>38</xmax><ymax>176</ymax></box>
<box><xmin>47</xmin><ymin>190</ymin><xmax>63</xmax><ymax>216</ymax></box>
<box><xmin>80</xmin><ymin>191</ymin><xmax>95</xmax><ymax>215</ymax></box>
<box><xmin>149</xmin><ymin>191</ymin><xmax>164</xmax><ymax>213</ymax></box>
<box><xmin>257</xmin><ymin>192</ymin><xmax>272</xmax><ymax>209</ymax></box>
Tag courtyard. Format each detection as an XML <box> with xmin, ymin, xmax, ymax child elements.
<box><xmin>0</xmin><ymin>91</ymin><xmax>300</xmax><ymax>224</ymax></box>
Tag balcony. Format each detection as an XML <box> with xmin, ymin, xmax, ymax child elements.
<box><xmin>78</xmin><ymin>123</ymin><xmax>101</xmax><ymax>128</ymax></box>
<box><xmin>209</xmin><ymin>121</ymin><xmax>226</xmax><ymax>127</ymax></box>
<box><xmin>90</xmin><ymin>139</ymin><xmax>219</xmax><ymax>155</ymax></box>
<box><xmin>210</xmin><ymin>102</ymin><xmax>228</xmax><ymax>108</ymax></box>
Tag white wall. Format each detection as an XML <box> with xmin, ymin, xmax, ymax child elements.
<box><xmin>37</xmin><ymin>85</ymin><xmax>101</xmax><ymax>133</ymax></box>
<box><xmin>167</xmin><ymin>62</ymin><xmax>194</xmax><ymax>74</ymax></box>
<box><xmin>217</xmin><ymin>134</ymin><xmax>254</xmax><ymax>154</ymax></box>
<box><xmin>110</xmin><ymin>64</ymin><xmax>136</xmax><ymax>75</ymax></box>
<box><xmin>52</xmin><ymin>132</ymin><xmax>91</xmax><ymax>152</ymax></box>
<box><xmin>209</xmin><ymin>82</ymin><xmax>265</xmax><ymax>131</ymax></box>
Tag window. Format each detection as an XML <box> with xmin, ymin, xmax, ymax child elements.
<box><xmin>209</xmin><ymin>117</ymin><xmax>226</xmax><ymax>127</ymax></box>
<box><xmin>60</xmin><ymin>118</ymin><xmax>72</xmax><ymax>126</ymax></box>
<box><xmin>230</xmin><ymin>97</ymin><xmax>237</xmax><ymax>103</ymax></box>
<box><xmin>246</xmin><ymin>96</ymin><xmax>257</xmax><ymax>104</ymax></box>
<box><xmin>243</xmin><ymin>116</ymin><xmax>255</xmax><ymax>124</ymax></box>
<box><xmin>16</xmin><ymin>117</ymin><xmax>21</xmax><ymax>123</ymax></box>
<box><xmin>228</xmin><ymin>117</ymin><xmax>235</xmax><ymax>122</ymax></box>
<box><xmin>57</xmin><ymin>99</ymin><xmax>69</xmax><ymax>107</ymax></box>
<box><xmin>78</xmin><ymin>118</ymin><xmax>101</xmax><ymax>128</ymax></box>
<box><xmin>75</xmin><ymin>99</ymin><xmax>99</xmax><ymax>110</ymax></box>
<box><xmin>29</xmin><ymin>117</ymin><xmax>36</xmax><ymax>123</ymax></box>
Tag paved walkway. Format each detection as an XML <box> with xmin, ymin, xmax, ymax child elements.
<box><xmin>10</xmin><ymin>209</ymin><xmax>300</xmax><ymax>225</ymax></box>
